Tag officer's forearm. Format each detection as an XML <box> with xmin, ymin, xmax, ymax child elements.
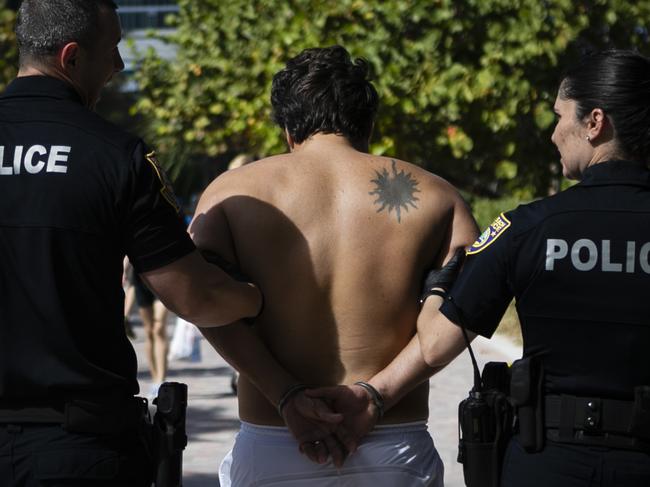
<box><xmin>367</xmin><ymin>297</ymin><xmax>447</xmax><ymax>411</ymax></box>
<box><xmin>365</xmin><ymin>334</ymin><xmax>437</xmax><ymax>412</ymax></box>
<box><xmin>183</xmin><ymin>278</ymin><xmax>262</xmax><ymax>328</ymax></box>
<box><xmin>199</xmin><ymin>322</ymin><xmax>297</xmax><ymax>407</ymax></box>
<box><xmin>417</xmin><ymin>296</ymin><xmax>472</xmax><ymax>369</ymax></box>
<box><xmin>142</xmin><ymin>251</ymin><xmax>262</xmax><ymax>327</ymax></box>
<box><xmin>366</xmin><ymin>296</ymin><xmax>469</xmax><ymax>412</ymax></box>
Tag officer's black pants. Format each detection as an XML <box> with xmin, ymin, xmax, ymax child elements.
<box><xmin>0</xmin><ymin>423</ymin><xmax>152</xmax><ymax>486</ymax></box>
<box><xmin>501</xmin><ymin>436</ymin><xmax>650</xmax><ymax>487</ymax></box>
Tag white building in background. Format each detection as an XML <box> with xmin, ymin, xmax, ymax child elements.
<box><xmin>116</xmin><ymin>0</ymin><xmax>179</xmax><ymax>87</ymax></box>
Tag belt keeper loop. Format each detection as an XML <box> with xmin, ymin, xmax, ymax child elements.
<box><xmin>583</xmin><ymin>398</ymin><xmax>601</xmax><ymax>433</ymax></box>
<box><xmin>559</xmin><ymin>394</ymin><xmax>575</xmax><ymax>440</ymax></box>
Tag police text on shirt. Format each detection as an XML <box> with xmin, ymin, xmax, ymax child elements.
<box><xmin>0</xmin><ymin>145</ymin><xmax>70</xmax><ymax>175</ymax></box>
<box><xmin>546</xmin><ymin>238</ymin><xmax>650</xmax><ymax>273</ymax></box>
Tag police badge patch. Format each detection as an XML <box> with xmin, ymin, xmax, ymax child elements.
<box><xmin>145</xmin><ymin>151</ymin><xmax>181</xmax><ymax>214</ymax></box>
<box><xmin>467</xmin><ymin>213</ymin><xmax>511</xmax><ymax>255</ymax></box>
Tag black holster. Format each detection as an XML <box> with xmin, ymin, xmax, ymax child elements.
<box><xmin>510</xmin><ymin>356</ymin><xmax>544</xmax><ymax>452</ymax></box>
<box><xmin>458</xmin><ymin>362</ymin><xmax>514</xmax><ymax>487</ymax></box>
<box><xmin>152</xmin><ymin>382</ymin><xmax>188</xmax><ymax>487</ymax></box>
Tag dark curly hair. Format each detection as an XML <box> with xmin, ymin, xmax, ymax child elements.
<box><xmin>560</xmin><ymin>50</ymin><xmax>650</xmax><ymax>163</ymax></box>
<box><xmin>271</xmin><ymin>45</ymin><xmax>379</xmax><ymax>145</ymax></box>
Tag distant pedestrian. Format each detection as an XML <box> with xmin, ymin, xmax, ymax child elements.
<box><xmin>123</xmin><ymin>257</ymin><xmax>137</xmax><ymax>339</ymax></box>
<box><xmin>133</xmin><ymin>272</ymin><xmax>169</xmax><ymax>397</ymax></box>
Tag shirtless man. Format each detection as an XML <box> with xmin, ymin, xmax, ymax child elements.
<box><xmin>190</xmin><ymin>46</ymin><xmax>477</xmax><ymax>486</ymax></box>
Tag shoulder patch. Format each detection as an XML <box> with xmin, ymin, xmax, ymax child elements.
<box><xmin>145</xmin><ymin>151</ymin><xmax>181</xmax><ymax>214</ymax></box>
<box><xmin>466</xmin><ymin>213</ymin><xmax>511</xmax><ymax>255</ymax></box>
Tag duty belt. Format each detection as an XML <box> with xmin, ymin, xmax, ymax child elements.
<box><xmin>0</xmin><ymin>397</ymin><xmax>148</xmax><ymax>435</ymax></box>
<box><xmin>545</xmin><ymin>394</ymin><xmax>650</xmax><ymax>451</ymax></box>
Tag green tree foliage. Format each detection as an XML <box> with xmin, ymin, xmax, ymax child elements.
<box><xmin>133</xmin><ymin>0</ymin><xmax>650</xmax><ymax>195</ymax></box>
<box><xmin>0</xmin><ymin>1</ymin><xmax>17</xmax><ymax>91</ymax></box>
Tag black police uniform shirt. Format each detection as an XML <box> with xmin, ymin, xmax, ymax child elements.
<box><xmin>441</xmin><ymin>160</ymin><xmax>650</xmax><ymax>400</ymax></box>
<box><xmin>0</xmin><ymin>76</ymin><xmax>195</xmax><ymax>401</ymax></box>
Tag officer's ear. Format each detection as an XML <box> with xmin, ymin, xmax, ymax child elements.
<box><xmin>585</xmin><ymin>107</ymin><xmax>607</xmax><ymax>142</ymax></box>
<box><xmin>59</xmin><ymin>42</ymin><xmax>81</xmax><ymax>72</ymax></box>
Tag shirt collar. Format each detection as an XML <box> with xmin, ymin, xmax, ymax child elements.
<box><xmin>1</xmin><ymin>75</ymin><xmax>83</xmax><ymax>105</ymax></box>
<box><xmin>579</xmin><ymin>160</ymin><xmax>650</xmax><ymax>188</ymax></box>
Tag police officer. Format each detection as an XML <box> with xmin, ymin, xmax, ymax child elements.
<box><xmin>0</xmin><ymin>1</ymin><xmax>261</xmax><ymax>485</ymax></box>
<box><xmin>416</xmin><ymin>50</ymin><xmax>650</xmax><ymax>486</ymax></box>
<box><xmin>306</xmin><ymin>50</ymin><xmax>650</xmax><ymax>485</ymax></box>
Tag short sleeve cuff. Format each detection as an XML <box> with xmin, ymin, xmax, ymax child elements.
<box><xmin>439</xmin><ymin>297</ymin><xmax>498</xmax><ymax>339</ymax></box>
<box><xmin>130</xmin><ymin>236</ymin><xmax>196</xmax><ymax>273</ymax></box>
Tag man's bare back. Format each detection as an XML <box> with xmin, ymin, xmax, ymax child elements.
<box><xmin>191</xmin><ymin>134</ymin><xmax>476</xmax><ymax>426</ymax></box>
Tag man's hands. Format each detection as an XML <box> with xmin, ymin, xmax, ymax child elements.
<box><xmin>281</xmin><ymin>383</ymin><xmax>380</xmax><ymax>467</ymax></box>
<box><xmin>305</xmin><ymin>384</ymin><xmax>379</xmax><ymax>453</ymax></box>
<box><xmin>281</xmin><ymin>391</ymin><xmax>348</xmax><ymax>467</ymax></box>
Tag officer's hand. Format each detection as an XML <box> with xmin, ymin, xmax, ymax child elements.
<box><xmin>305</xmin><ymin>384</ymin><xmax>378</xmax><ymax>456</ymax></box>
<box><xmin>420</xmin><ymin>248</ymin><xmax>466</xmax><ymax>302</ymax></box>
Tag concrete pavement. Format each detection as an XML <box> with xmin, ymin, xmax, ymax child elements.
<box><xmin>131</xmin><ymin>315</ymin><xmax>521</xmax><ymax>487</ymax></box>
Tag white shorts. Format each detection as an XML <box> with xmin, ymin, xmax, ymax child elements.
<box><xmin>219</xmin><ymin>421</ymin><xmax>444</xmax><ymax>487</ymax></box>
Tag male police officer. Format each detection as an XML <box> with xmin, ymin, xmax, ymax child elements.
<box><xmin>0</xmin><ymin>1</ymin><xmax>261</xmax><ymax>485</ymax></box>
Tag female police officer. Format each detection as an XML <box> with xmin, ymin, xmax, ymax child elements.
<box><xmin>415</xmin><ymin>49</ymin><xmax>650</xmax><ymax>486</ymax></box>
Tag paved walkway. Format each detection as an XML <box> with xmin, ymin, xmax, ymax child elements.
<box><xmin>132</xmin><ymin>316</ymin><xmax>521</xmax><ymax>487</ymax></box>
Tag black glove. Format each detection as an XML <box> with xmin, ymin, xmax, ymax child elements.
<box><xmin>419</xmin><ymin>248</ymin><xmax>466</xmax><ymax>304</ymax></box>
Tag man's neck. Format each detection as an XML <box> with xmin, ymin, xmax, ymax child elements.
<box><xmin>291</xmin><ymin>133</ymin><xmax>369</xmax><ymax>154</ymax></box>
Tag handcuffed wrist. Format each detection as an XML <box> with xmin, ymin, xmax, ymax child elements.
<box><xmin>277</xmin><ymin>383</ymin><xmax>309</xmax><ymax>416</ymax></box>
<box><xmin>354</xmin><ymin>381</ymin><xmax>385</xmax><ymax>420</ymax></box>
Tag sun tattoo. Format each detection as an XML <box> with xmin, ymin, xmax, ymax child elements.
<box><xmin>369</xmin><ymin>159</ymin><xmax>421</xmax><ymax>223</ymax></box>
